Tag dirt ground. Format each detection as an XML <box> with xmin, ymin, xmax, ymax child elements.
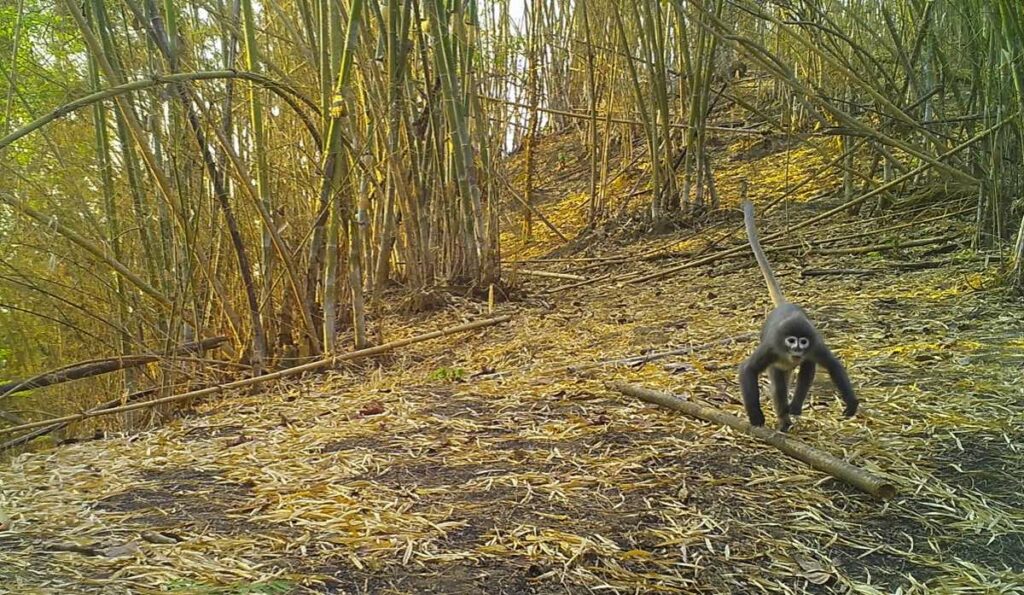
<box><xmin>2</xmin><ymin>138</ymin><xmax>1023</xmax><ymax>593</ymax></box>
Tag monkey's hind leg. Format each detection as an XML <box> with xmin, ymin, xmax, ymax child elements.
<box><xmin>788</xmin><ymin>361</ymin><xmax>816</xmax><ymax>416</ymax></box>
<box><xmin>770</xmin><ymin>367</ymin><xmax>792</xmax><ymax>432</ymax></box>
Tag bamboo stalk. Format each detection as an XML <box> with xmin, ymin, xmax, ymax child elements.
<box><xmin>239</xmin><ymin>0</ymin><xmax>279</xmax><ymax>356</ymax></box>
<box><xmin>497</xmin><ymin>171</ymin><xmax>569</xmax><ymax>242</ymax></box>
<box><xmin>0</xmin><ymin>316</ymin><xmax>511</xmax><ymax>437</ymax></box>
<box><xmin>608</xmin><ymin>381</ymin><xmax>896</xmax><ymax>499</ymax></box>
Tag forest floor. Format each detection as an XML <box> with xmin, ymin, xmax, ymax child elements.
<box><xmin>2</xmin><ymin>132</ymin><xmax>1024</xmax><ymax>594</ymax></box>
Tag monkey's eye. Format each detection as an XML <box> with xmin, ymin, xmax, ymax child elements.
<box><xmin>785</xmin><ymin>336</ymin><xmax>798</xmax><ymax>348</ymax></box>
<box><xmin>798</xmin><ymin>337</ymin><xmax>809</xmax><ymax>349</ymax></box>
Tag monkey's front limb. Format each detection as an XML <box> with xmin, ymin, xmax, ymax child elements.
<box><xmin>788</xmin><ymin>360</ymin><xmax>817</xmax><ymax>416</ymax></box>
<box><xmin>818</xmin><ymin>347</ymin><xmax>858</xmax><ymax>417</ymax></box>
<box><xmin>739</xmin><ymin>347</ymin><xmax>774</xmax><ymax>427</ymax></box>
<box><xmin>770</xmin><ymin>367</ymin><xmax>792</xmax><ymax>432</ymax></box>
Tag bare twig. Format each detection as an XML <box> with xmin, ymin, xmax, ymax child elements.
<box><xmin>545</xmin><ymin>273</ymin><xmax>612</xmax><ymax>294</ymax></box>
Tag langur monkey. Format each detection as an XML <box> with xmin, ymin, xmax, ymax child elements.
<box><xmin>738</xmin><ymin>201</ymin><xmax>858</xmax><ymax>432</ymax></box>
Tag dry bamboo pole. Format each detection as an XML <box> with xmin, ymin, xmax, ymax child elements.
<box><xmin>88</xmin><ymin>48</ymin><xmax>133</xmax><ymax>382</ymax></box>
<box><xmin>239</xmin><ymin>0</ymin><xmax>276</xmax><ymax>349</ymax></box>
<box><xmin>320</xmin><ymin>0</ymin><xmax>366</xmax><ymax>351</ymax></box>
<box><xmin>516</xmin><ymin>269</ymin><xmax>586</xmax><ymax>281</ymax></box>
<box><xmin>0</xmin><ymin>336</ymin><xmax>228</xmax><ymax>400</ymax></box>
<box><xmin>580</xmin><ymin>1</ymin><xmax>600</xmax><ymax>223</ymax></box>
<box><xmin>521</xmin><ymin>0</ymin><xmax>540</xmax><ymax>240</ymax></box>
<box><xmin>0</xmin><ymin>316</ymin><xmax>511</xmax><ymax>437</ymax></box>
<box><xmin>608</xmin><ymin>381</ymin><xmax>896</xmax><ymax>499</ymax></box>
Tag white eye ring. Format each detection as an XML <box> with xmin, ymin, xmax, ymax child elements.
<box><xmin>785</xmin><ymin>336</ymin><xmax>798</xmax><ymax>348</ymax></box>
<box><xmin>798</xmin><ymin>337</ymin><xmax>809</xmax><ymax>349</ymax></box>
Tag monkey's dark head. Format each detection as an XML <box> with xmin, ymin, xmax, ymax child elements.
<box><xmin>780</xmin><ymin>333</ymin><xmax>811</xmax><ymax>365</ymax></box>
<box><xmin>767</xmin><ymin>306</ymin><xmax>818</xmax><ymax>366</ymax></box>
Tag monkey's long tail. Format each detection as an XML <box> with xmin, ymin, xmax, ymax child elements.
<box><xmin>742</xmin><ymin>200</ymin><xmax>786</xmax><ymax>307</ymax></box>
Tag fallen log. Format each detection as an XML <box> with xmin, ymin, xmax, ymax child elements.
<box><xmin>607</xmin><ymin>381</ymin><xmax>896</xmax><ymax>499</ymax></box>
<box><xmin>0</xmin><ymin>336</ymin><xmax>228</xmax><ymax>400</ymax></box>
<box><xmin>0</xmin><ymin>316</ymin><xmax>512</xmax><ymax>437</ymax></box>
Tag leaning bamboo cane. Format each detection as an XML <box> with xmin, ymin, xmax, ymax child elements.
<box><xmin>0</xmin><ymin>337</ymin><xmax>228</xmax><ymax>400</ymax></box>
<box><xmin>0</xmin><ymin>316</ymin><xmax>511</xmax><ymax>437</ymax></box>
<box><xmin>607</xmin><ymin>381</ymin><xmax>896</xmax><ymax>499</ymax></box>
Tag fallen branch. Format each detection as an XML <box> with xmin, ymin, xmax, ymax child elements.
<box><xmin>815</xmin><ymin>235</ymin><xmax>956</xmax><ymax>255</ymax></box>
<box><xmin>568</xmin><ymin>333</ymin><xmax>755</xmax><ymax>373</ymax></box>
<box><xmin>0</xmin><ymin>336</ymin><xmax>228</xmax><ymax>401</ymax></box>
<box><xmin>0</xmin><ymin>316</ymin><xmax>511</xmax><ymax>437</ymax></box>
<box><xmin>545</xmin><ymin>273</ymin><xmax>612</xmax><ymax>294</ymax></box>
<box><xmin>801</xmin><ymin>268</ymin><xmax>876</xmax><ymax>277</ymax></box>
<box><xmin>607</xmin><ymin>381</ymin><xmax>896</xmax><ymax>499</ymax></box>
<box><xmin>515</xmin><ymin>269</ymin><xmax>587</xmax><ymax>281</ymax></box>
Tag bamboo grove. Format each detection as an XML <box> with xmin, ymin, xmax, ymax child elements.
<box><xmin>1</xmin><ymin>0</ymin><xmax>1022</xmax><ymax>426</ymax></box>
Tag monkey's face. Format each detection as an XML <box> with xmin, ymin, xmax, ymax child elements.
<box><xmin>782</xmin><ymin>335</ymin><xmax>810</xmax><ymax>364</ymax></box>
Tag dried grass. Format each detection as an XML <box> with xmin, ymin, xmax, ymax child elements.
<box><xmin>2</xmin><ymin>138</ymin><xmax>1022</xmax><ymax>594</ymax></box>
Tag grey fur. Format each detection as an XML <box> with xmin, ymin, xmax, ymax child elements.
<box><xmin>739</xmin><ymin>201</ymin><xmax>858</xmax><ymax>431</ymax></box>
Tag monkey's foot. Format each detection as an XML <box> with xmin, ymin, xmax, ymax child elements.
<box><xmin>776</xmin><ymin>417</ymin><xmax>792</xmax><ymax>432</ymax></box>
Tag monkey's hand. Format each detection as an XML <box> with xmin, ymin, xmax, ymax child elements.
<box><xmin>776</xmin><ymin>417</ymin><xmax>792</xmax><ymax>432</ymax></box>
<box><xmin>747</xmin><ymin>412</ymin><xmax>766</xmax><ymax>427</ymax></box>
<box><xmin>842</xmin><ymin>399</ymin><xmax>858</xmax><ymax>418</ymax></box>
